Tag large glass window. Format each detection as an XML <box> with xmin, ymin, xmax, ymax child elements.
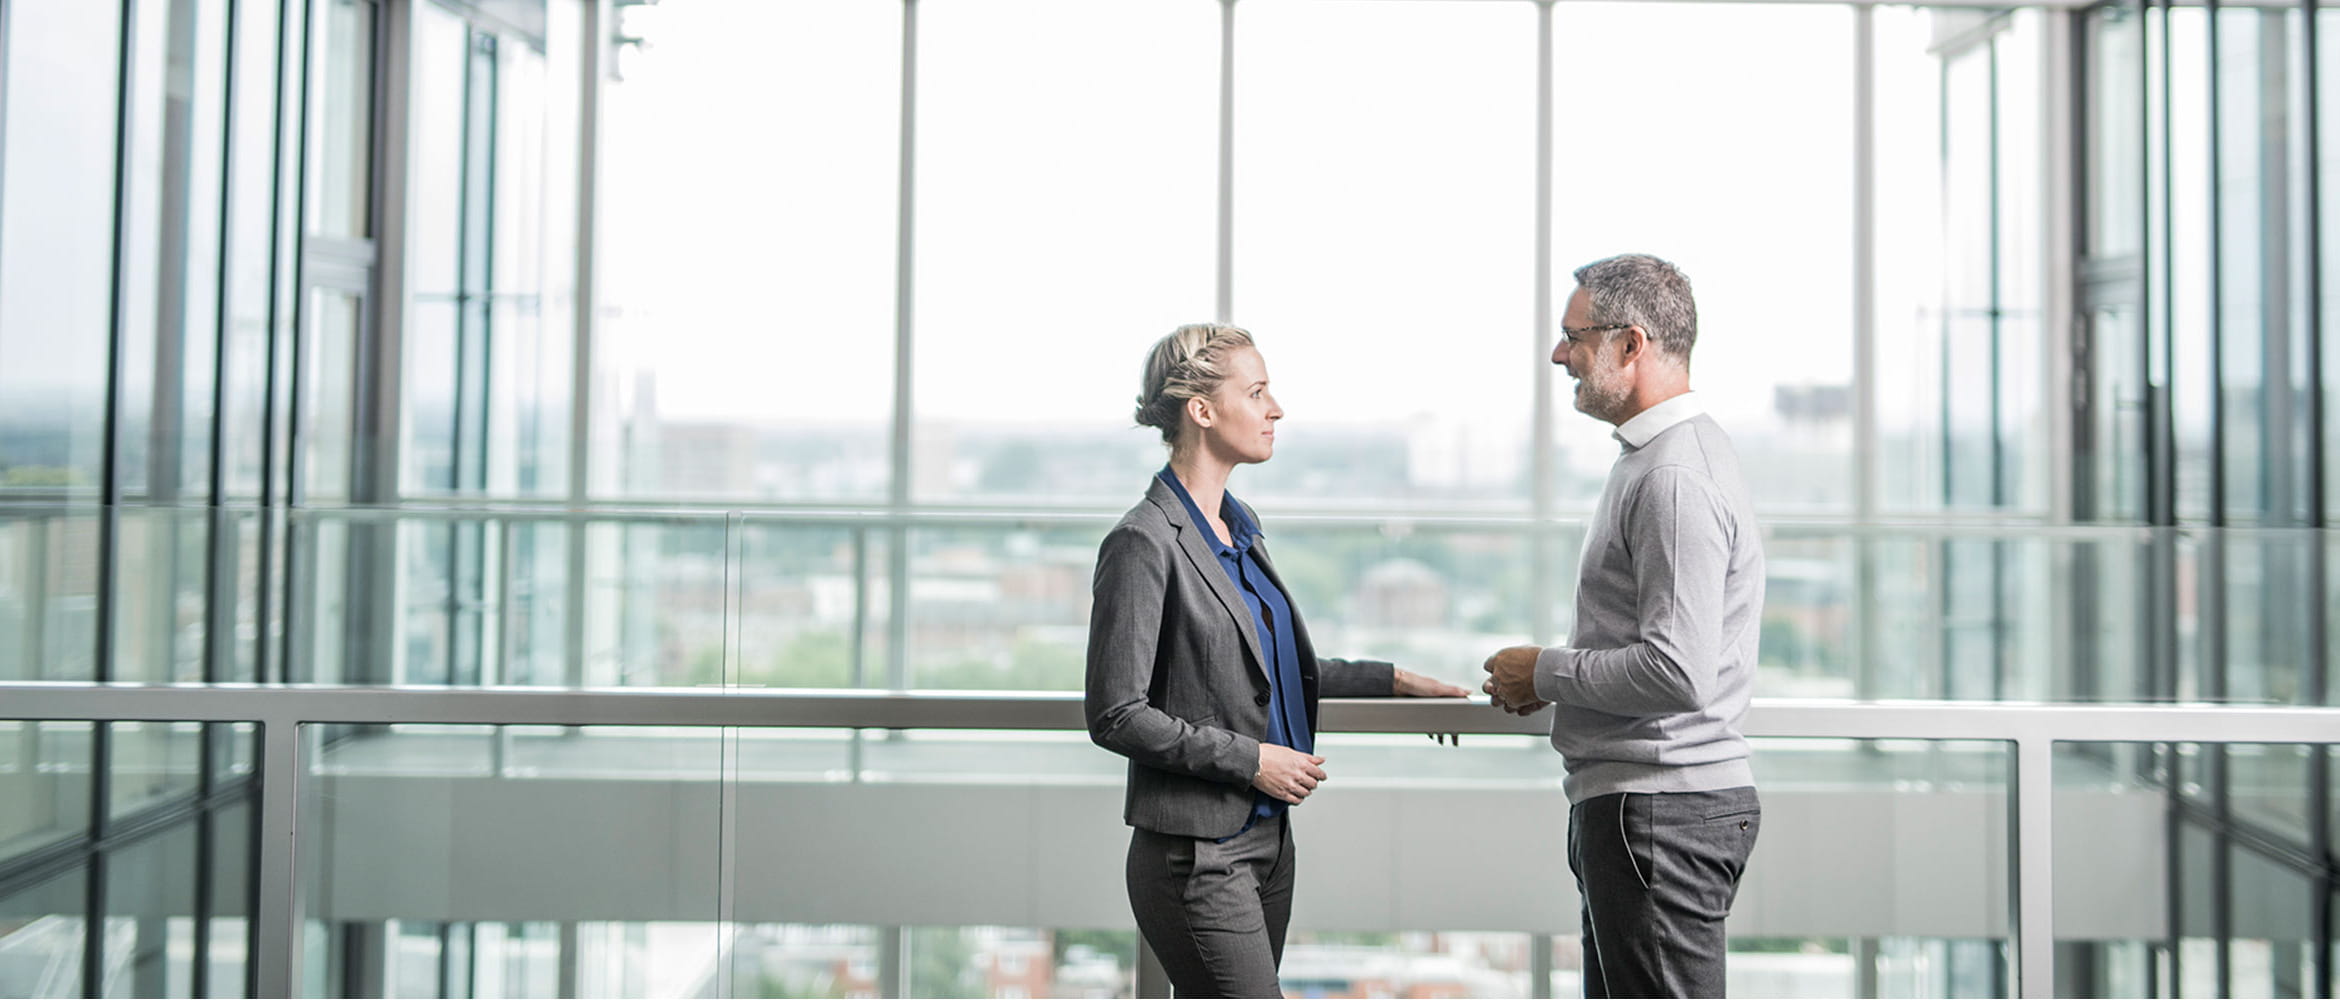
<box><xmin>1233</xmin><ymin>0</ymin><xmax>1534</xmax><ymax>509</ymax></box>
<box><xmin>0</xmin><ymin>1</ymin><xmax>123</xmax><ymax>494</ymax></box>
<box><xmin>915</xmin><ymin>0</ymin><xmax>1216</xmax><ymax>506</ymax></box>
<box><xmin>1551</xmin><ymin>4</ymin><xmax>1856</xmax><ymax>512</ymax></box>
<box><xmin>594</xmin><ymin>2</ymin><xmax>901</xmax><ymax>502</ymax></box>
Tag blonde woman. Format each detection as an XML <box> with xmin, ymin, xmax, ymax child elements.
<box><xmin>1084</xmin><ymin>323</ymin><xmax>1467</xmax><ymax>998</ymax></box>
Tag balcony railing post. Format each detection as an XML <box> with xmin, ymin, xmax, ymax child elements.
<box><xmin>254</xmin><ymin>715</ymin><xmax>304</xmax><ymax>998</ymax></box>
<box><xmin>2014</xmin><ymin>735</ymin><xmax>2057</xmax><ymax>998</ymax></box>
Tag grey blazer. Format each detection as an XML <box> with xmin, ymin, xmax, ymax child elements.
<box><xmin>1084</xmin><ymin>477</ymin><xmax>1395</xmax><ymax>839</ymax></box>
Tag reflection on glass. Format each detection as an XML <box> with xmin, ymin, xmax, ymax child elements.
<box><xmin>0</xmin><ymin>865</ymin><xmax>87</xmax><ymax>998</ymax></box>
<box><xmin>2055</xmin><ymin>741</ymin><xmax>2335</xmax><ymax>999</ymax></box>
<box><xmin>101</xmin><ymin>823</ymin><xmax>197</xmax><ymax>998</ymax></box>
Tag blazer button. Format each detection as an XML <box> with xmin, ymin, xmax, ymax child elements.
<box><xmin>1254</xmin><ymin>692</ymin><xmax>1270</xmax><ymax>706</ymax></box>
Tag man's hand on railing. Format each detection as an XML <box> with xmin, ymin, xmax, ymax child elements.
<box><xmin>1482</xmin><ymin>644</ymin><xmax>1551</xmax><ymax>716</ymax></box>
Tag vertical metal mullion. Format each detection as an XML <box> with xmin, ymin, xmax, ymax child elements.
<box><xmin>1215</xmin><ymin>0</ymin><xmax>1234</xmax><ymax>324</ymax></box>
<box><xmin>1854</xmin><ymin>5</ymin><xmax>1876</xmax><ymax>526</ymax></box>
<box><xmin>191</xmin><ymin>805</ymin><xmax>214</xmax><ymax>999</ymax></box>
<box><xmin>194</xmin><ymin>0</ymin><xmax>238</xmax><ymax>945</ymax></box>
<box><xmin>88</xmin><ymin>0</ymin><xmax>144</xmax><ymax>989</ymax></box>
<box><xmin>2140</xmin><ymin>0</ymin><xmax>2159</xmax><ymax>532</ymax></box>
<box><xmin>446</xmin><ymin>31</ymin><xmax>480</xmax><ymax>685</ymax></box>
<box><xmin>100</xmin><ymin>0</ymin><xmax>144</xmax><ymax>687</ymax></box>
<box><xmin>1530</xmin><ymin>0</ymin><xmax>1554</xmax><ymax>647</ymax></box>
<box><xmin>275</xmin><ymin>0</ymin><xmax>317</xmax><ymax>684</ymax></box>
<box><xmin>1853</xmin><ymin>6</ymin><xmax>1880</xmax><ymax>700</ymax></box>
<box><xmin>886</xmin><ymin>0</ymin><xmax>916</xmax><ymax>691</ymax></box>
<box><xmin>563</xmin><ymin>0</ymin><xmax>607</xmax><ymax>691</ymax></box>
<box><xmin>2302</xmin><ymin>2</ymin><xmax>2331</xmax><ymax>994</ymax></box>
<box><xmin>2210</xmin><ymin>0</ymin><xmax>2228</xmax><ymax>528</ymax></box>
<box><xmin>1990</xmin><ymin>38</ymin><xmax>2012</xmax><ymax>700</ymax></box>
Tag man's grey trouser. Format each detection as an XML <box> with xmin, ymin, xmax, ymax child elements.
<box><xmin>1571</xmin><ymin>787</ymin><xmax>1762</xmax><ymax>999</ymax></box>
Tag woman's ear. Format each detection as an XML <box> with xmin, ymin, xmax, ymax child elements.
<box><xmin>1185</xmin><ymin>394</ymin><xmax>1213</xmax><ymax>429</ymax></box>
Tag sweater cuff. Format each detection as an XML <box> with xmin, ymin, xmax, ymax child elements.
<box><xmin>1532</xmin><ymin>645</ymin><xmax>1572</xmax><ymax>704</ymax></box>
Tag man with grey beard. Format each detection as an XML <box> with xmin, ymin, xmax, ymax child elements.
<box><xmin>1482</xmin><ymin>253</ymin><xmax>1766</xmax><ymax>999</ymax></box>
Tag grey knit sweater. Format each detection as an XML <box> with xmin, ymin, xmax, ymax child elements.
<box><xmin>1532</xmin><ymin>411</ymin><xmax>1764</xmax><ymax>804</ymax></box>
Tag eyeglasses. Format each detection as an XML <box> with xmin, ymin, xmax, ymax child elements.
<box><xmin>1560</xmin><ymin>323</ymin><xmax>1632</xmax><ymax>339</ymax></box>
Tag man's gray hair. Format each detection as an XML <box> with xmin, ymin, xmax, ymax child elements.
<box><xmin>1572</xmin><ymin>254</ymin><xmax>1697</xmax><ymax>363</ymax></box>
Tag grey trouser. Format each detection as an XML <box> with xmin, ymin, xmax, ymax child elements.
<box><xmin>1569</xmin><ymin>787</ymin><xmax>1762</xmax><ymax>999</ymax></box>
<box><xmin>1126</xmin><ymin>813</ymin><xmax>1294</xmax><ymax>999</ymax></box>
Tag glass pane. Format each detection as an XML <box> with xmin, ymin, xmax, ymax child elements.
<box><xmin>489</xmin><ymin>42</ymin><xmax>566</xmax><ymax>500</ymax></box>
<box><xmin>735</xmin><ymin>521</ymin><xmax>884</xmax><ymax>689</ymax></box>
<box><xmin>101</xmin><ymin>822</ymin><xmax>198</xmax><ymax>998</ymax></box>
<box><xmin>915</xmin><ymin>0</ymin><xmax>1216</xmax><ymax>505</ymax></box>
<box><xmin>596</xmin><ymin>1</ymin><xmax>900</xmax><ymax>501</ymax></box>
<box><xmin>580</xmin><ymin>517</ymin><xmax>730</xmax><ymax>688</ymax></box>
<box><xmin>1237</xmin><ymin>0</ymin><xmax>1534</xmax><ymax>509</ymax></box>
<box><xmin>108</xmin><ymin>721</ymin><xmax>203</xmax><ymax>819</ymax></box>
<box><xmin>112</xmin><ymin>507</ymin><xmax>210</xmax><ymax>684</ymax></box>
<box><xmin>299</xmin><ymin>289</ymin><xmax>363</xmax><ymax>504</ymax></box>
<box><xmin>0</xmin><ymin>864</ymin><xmax>89</xmax><ymax>998</ymax></box>
<box><xmin>711</xmin><ymin>730</ymin><xmax>2009</xmax><ymax>998</ymax></box>
<box><xmin>1551</xmin><ymin>3</ymin><xmax>1855</xmax><ymax>513</ymax></box>
<box><xmin>119</xmin><ymin>0</ymin><xmax>230</xmax><ymax>507</ymax></box>
<box><xmin>220</xmin><ymin>0</ymin><xmax>280</xmax><ymax>504</ymax></box>
<box><xmin>204</xmin><ymin>803</ymin><xmax>251</xmax><ymax>998</ymax></box>
<box><xmin>1241</xmin><ymin>526</ymin><xmax>1538</xmax><ymax>695</ymax></box>
<box><xmin>1874</xmin><ymin>8</ymin><xmax>1948</xmax><ymax>516</ymax></box>
<box><xmin>0</xmin><ymin>721</ymin><xmax>93</xmax><ymax>860</ymax></box>
<box><xmin>300</xmin><ymin>725</ymin><xmax>724</xmax><ymax>999</ymax></box>
<box><xmin>2055</xmin><ymin>741</ymin><xmax>2334</xmax><ymax>999</ymax></box>
<box><xmin>902</xmin><ymin>526</ymin><xmax>1109</xmax><ymax>691</ymax></box>
<box><xmin>308</xmin><ymin>0</ymin><xmax>373</xmax><ymax>239</ymax></box>
<box><xmin>0</xmin><ymin>510</ymin><xmax>102</xmax><ymax>681</ymax></box>
<box><xmin>401</xmin><ymin>2</ymin><xmax>471</xmax><ymax>498</ymax></box>
<box><xmin>2089</xmin><ymin>6</ymin><xmax>2144</xmax><ymax>259</ymax></box>
<box><xmin>0</xmin><ymin>0</ymin><xmax>122</xmax><ymax>493</ymax></box>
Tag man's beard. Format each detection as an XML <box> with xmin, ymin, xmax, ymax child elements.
<box><xmin>1573</xmin><ymin>369</ymin><xmax>1630</xmax><ymax>422</ymax></box>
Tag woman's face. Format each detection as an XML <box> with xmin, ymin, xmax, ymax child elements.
<box><xmin>1197</xmin><ymin>346</ymin><xmax>1282</xmax><ymax>464</ymax></box>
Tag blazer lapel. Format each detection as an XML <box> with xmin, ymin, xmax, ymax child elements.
<box><xmin>1146</xmin><ymin>479</ymin><xmax>1269</xmax><ymax>679</ymax></box>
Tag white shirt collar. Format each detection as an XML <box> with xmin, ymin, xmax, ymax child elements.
<box><xmin>1611</xmin><ymin>391</ymin><xmax>1705</xmax><ymax>449</ymax></box>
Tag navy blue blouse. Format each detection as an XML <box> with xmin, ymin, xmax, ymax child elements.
<box><xmin>1156</xmin><ymin>467</ymin><xmax>1310</xmax><ymax>833</ymax></box>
